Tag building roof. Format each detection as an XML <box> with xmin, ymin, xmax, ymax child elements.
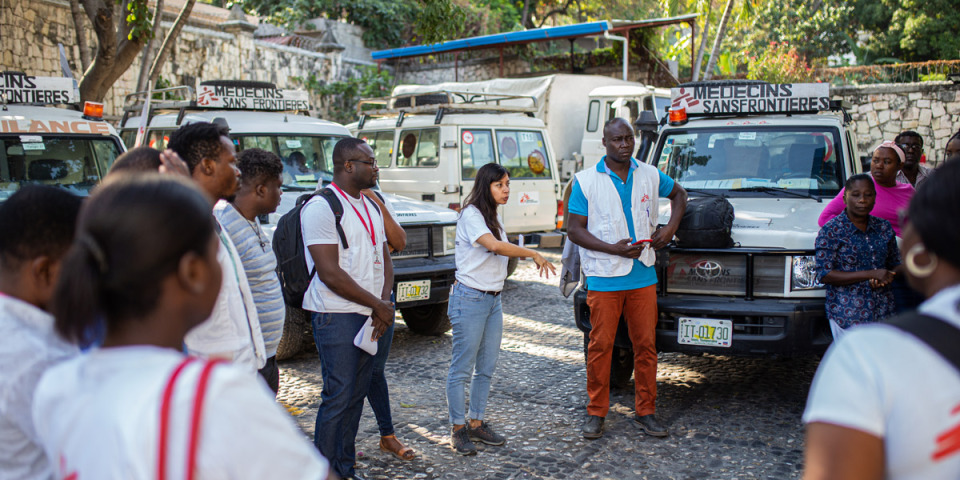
<box><xmin>371</xmin><ymin>15</ymin><xmax>699</xmax><ymax>61</ymax></box>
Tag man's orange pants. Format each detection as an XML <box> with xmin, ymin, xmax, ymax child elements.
<box><xmin>585</xmin><ymin>285</ymin><xmax>658</xmax><ymax>417</ymax></box>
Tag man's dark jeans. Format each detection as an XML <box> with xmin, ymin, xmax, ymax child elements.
<box><xmin>367</xmin><ymin>320</ymin><xmax>395</xmax><ymax>436</ymax></box>
<box><xmin>311</xmin><ymin>311</ymin><xmax>374</xmax><ymax>479</ymax></box>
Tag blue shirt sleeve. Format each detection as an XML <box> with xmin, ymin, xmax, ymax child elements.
<box><xmin>568</xmin><ymin>179</ymin><xmax>588</xmax><ymax>216</ymax></box>
<box><xmin>657</xmin><ymin>170</ymin><xmax>675</xmax><ymax>198</ymax></box>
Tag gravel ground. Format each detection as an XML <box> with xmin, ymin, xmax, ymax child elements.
<box><xmin>278</xmin><ymin>248</ymin><xmax>821</xmax><ymax>479</ymax></box>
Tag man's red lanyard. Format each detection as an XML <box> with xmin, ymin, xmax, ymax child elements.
<box><xmin>331</xmin><ymin>183</ymin><xmax>377</xmax><ymax>246</ymax></box>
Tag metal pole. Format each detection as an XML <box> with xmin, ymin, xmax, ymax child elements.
<box><xmin>624</xmin><ymin>29</ymin><xmax>630</xmax><ymax>81</ymax></box>
<box><xmin>455</xmin><ymin>52</ymin><xmax>459</xmax><ymax>82</ymax></box>
<box><xmin>499</xmin><ymin>46</ymin><xmax>504</xmax><ymax>77</ymax></box>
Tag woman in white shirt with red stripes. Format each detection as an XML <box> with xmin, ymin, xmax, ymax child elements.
<box><xmin>32</xmin><ymin>174</ymin><xmax>332</xmax><ymax>480</ymax></box>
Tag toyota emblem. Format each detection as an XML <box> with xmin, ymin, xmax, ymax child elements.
<box><xmin>693</xmin><ymin>260</ymin><xmax>723</xmax><ymax>279</ymax></box>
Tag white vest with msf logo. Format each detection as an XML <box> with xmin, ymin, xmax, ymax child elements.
<box><xmin>575</xmin><ymin>159</ymin><xmax>660</xmax><ymax>277</ymax></box>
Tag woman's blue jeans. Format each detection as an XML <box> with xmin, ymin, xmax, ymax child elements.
<box><xmin>446</xmin><ymin>282</ymin><xmax>503</xmax><ymax>425</ymax></box>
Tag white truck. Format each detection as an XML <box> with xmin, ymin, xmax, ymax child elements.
<box><xmin>119</xmin><ymin>81</ymin><xmax>460</xmax><ymax>358</ymax></box>
<box><xmin>389</xmin><ymin>74</ymin><xmax>670</xmax><ymax>182</ymax></box>
<box><xmin>1</xmin><ymin>73</ymin><xmax>125</xmax><ymax>202</ymax></box>
<box><xmin>573</xmin><ymin>81</ymin><xmax>858</xmax><ymax>381</ymax></box>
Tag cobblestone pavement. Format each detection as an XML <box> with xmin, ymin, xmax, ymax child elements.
<box><xmin>278</xmin><ymin>248</ymin><xmax>821</xmax><ymax>479</ymax></box>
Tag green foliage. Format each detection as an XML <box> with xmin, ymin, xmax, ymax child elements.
<box><xmin>742</xmin><ymin>0</ymin><xmax>854</xmax><ymax>65</ymax></box>
<box><xmin>745</xmin><ymin>42</ymin><xmax>815</xmax><ymax>83</ymax></box>
<box><xmin>298</xmin><ymin>67</ymin><xmax>394</xmax><ymax>124</ymax></box>
<box><xmin>123</xmin><ymin>0</ymin><xmax>155</xmax><ymax>42</ymax></box>
<box><xmin>415</xmin><ymin>0</ymin><xmax>467</xmax><ymax>45</ymax></box>
<box><xmin>850</xmin><ymin>0</ymin><xmax>959</xmax><ymax>61</ymax></box>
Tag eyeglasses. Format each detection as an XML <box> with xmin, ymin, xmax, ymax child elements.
<box><xmin>897</xmin><ymin>143</ymin><xmax>922</xmax><ymax>151</ymax></box>
<box><xmin>350</xmin><ymin>159</ymin><xmax>377</xmax><ymax>166</ymax></box>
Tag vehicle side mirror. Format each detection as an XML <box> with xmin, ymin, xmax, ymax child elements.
<box><xmin>635</xmin><ymin>111</ymin><xmax>658</xmax><ymax>134</ymax></box>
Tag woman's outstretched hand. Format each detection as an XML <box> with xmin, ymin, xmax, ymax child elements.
<box><xmin>532</xmin><ymin>253</ymin><xmax>557</xmax><ymax>278</ymax></box>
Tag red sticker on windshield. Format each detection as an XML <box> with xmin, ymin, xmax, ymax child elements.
<box><xmin>462</xmin><ymin>130</ymin><xmax>474</xmax><ymax>145</ymax></box>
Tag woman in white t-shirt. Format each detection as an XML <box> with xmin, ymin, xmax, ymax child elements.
<box><xmin>446</xmin><ymin>163</ymin><xmax>556</xmax><ymax>456</ymax></box>
<box><xmin>803</xmin><ymin>160</ymin><xmax>960</xmax><ymax>480</ymax></box>
<box><xmin>32</xmin><ymin>175</ymin><xmax>331</xmax><ymax>480</ymax></box>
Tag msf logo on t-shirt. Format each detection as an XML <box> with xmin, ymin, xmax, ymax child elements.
<box><xmin>934</xmin><ymin>402</ymin><xmax>960</xmax><ymax>462</ymax></box>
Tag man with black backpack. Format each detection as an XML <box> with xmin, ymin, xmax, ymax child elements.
<box><xmin>567</xmin><ymin>118</ymin><xmax>687</xmax><ymax>440</ymax></box>
<box><xmin>297</xmin><ymin>137</ymin><xmax>393</xmax><ymax>480</ymax></box>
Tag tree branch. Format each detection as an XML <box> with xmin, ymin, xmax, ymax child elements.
<box><xmin>536</xmin><ymin>0</ymin><xmax>576</xmax><ymax>28</ymax></box>
<box><xmin>148</xmin><ymin>0</ymin><xmax>197</xmax><ymax>87</ymax></box>
<box><xmin>69</xmin><ymin>0</ymin><xmax>92</xmax><ymax>71</ymax></box>
<box><xmin>136</xmin><ymin>0</ymin><xmax>164</xmax><ymax>92</ymax></box>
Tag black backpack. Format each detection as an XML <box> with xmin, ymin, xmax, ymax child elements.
<box><xmin>273</xmin><ymin>187</ymin><xmax>384</xmax><ymax>307</ymax></box>
<box><xmin>675</xmin><ymin>196</ymin><xmax>735</xmax><ymax>248</ymax></box>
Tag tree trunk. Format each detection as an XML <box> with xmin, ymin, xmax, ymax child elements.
<box><xmin>77</xmin><ymin>0</ymin><xmax>148</xmax><ymax>102</ymax></box>
<box><xmin>691</xmin><ymin>18</ymin><xmax>710</xmax><ymax>82</ymax></box>
<box><xmin>703</xmin><ymin>0</ymin><xmax>734</xmax><ymax>81</ymax></box>
<box><xmin>520</xmin><ymin>0</ymin><xmax>533</xmax><ymax>29</ymax></box>
<box><xmin>68</xmin><ymin>0</ymin><xmax>92</xmax><ymax>72</ymax></box>
<box><xmin>136</xmin><ymin>0</ymin><xmax>165</xmax><ymax>92</ymax></box>
<box><xmin>147</xmin><ymin>0</ymin><xmax>197</xmax><ymax>87</ymax></box>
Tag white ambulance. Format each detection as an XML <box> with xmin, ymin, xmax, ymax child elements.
<box><xmin>1</xmin><ymin>73</ymin><xmax>125</xmax><ymax>202</ymax></box>
<box><xmin>119</xmin><ymin>81</ymin><xmax>459</xmax><ymax>357</ymax></box>
<box><xmin>347</xmin><ymin>90</ymin><xmax>565</xmax><ymax>258</ymax></box>
<box><xmin>574</xmin><ymin>81</ymin><xmax>860</xmax><ymax>380</ymax></box>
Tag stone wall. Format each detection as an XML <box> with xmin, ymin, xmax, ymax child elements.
<box><xmin>0</xmin><ymin>0</ymin><xmax>374</xmax><ymax>118</ymax></box>
<box><xmin>833</xmin><ymin>82</ymin><xmax>960</xmax><ymax>165</ymax></box>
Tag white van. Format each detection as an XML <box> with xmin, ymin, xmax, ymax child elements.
<box><xmin>348</xmin><ymin>91</ymin><xmax>563</xmax><ymax>249</ymax></box>
<box><xmin>119</xmin><ymin>81</ymin><xmax>459</xmax><ymax>357</ymax></box>
<box><xmin>578</xmin><ymin>84</ymin><xmax>672</xmax><ymax>170</ymax></box>
<box><xmin>1</xmin><ymin>73</ymin><xmax>125</xmax><ymax>202</ymax></box>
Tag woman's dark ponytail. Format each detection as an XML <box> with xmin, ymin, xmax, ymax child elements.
<box><xmin>52</xmin><ymin>234</ymin><xmax>108</xmax><ymax>345</ymax></box>
<box><xmin>51</xmin><ymin>174</ymin><xmax>215</xmax><ymax>345</ymax></box>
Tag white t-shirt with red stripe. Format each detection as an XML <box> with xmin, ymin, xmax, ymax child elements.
<box><xmin>32</xmin><ymin>346</ymin><xmax>327</xmax><ymax>480</ymax></box>
<box><xmin>803</xmin><ymin>284</ymin><xmax>960</xmax><ymax>479</ymax></box>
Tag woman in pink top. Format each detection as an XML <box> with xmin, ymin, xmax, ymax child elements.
<box><xmin>818</xmin><ymin>141</ymin><xmax>914</xmax><ymax>236</ymax></box>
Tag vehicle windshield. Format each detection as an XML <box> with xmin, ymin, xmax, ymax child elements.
<box><xmin>235</xmin><ymin>134</ymin><xmax>347</xmax><ymax>191</ymax></box>
<box><xmin>0</xmin><ymin>135</ymin><xmax>121</xmax><ymax>201</ymax></box>
<box><xmin>654</xmin><ymin>127</ymin><xmax>844</xmax><ymax>196</ymax></box>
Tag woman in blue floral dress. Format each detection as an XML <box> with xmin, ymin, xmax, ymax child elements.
<box><xmin>815</xmin><ymin>173</ymin><xmax>901</xmax><ymax>339</ymax></box>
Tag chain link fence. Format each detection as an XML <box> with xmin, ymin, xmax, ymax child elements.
<box><xmin>814</xmin><ymin>60</ymin><xmax>960</xmax><ymax>86</ymax></box>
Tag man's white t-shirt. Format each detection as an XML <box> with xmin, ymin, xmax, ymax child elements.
<box><xmin>455</xmin><ymin>205</ymin><xmax>508</xmax><ymax>292</ymax></box>
<box><xmin>803</xmin><ymin>284</ymin><xmax>960</xmax><ymax>480</ymax></box>
<box><xmin>301</xmin><ymin>188</ymin><xmax>387</xmax><ymax>315</ymax></box>
<box><xmin>185</xmin><ymin>215</ymin><xmax>266</xmax><ymax>372</ymax></box>
<box><xmin>32</xmin><ymin>346</ymin><xmax>328</xmax><ymax>480</ymax></box>
<box><xmin>0</xmin><ymin>295</ymin><xmax>78</xmax><ymax>480</ymax></box>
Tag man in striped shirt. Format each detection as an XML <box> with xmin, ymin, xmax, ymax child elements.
<box><xmin>215</xmin><ymin>148</ymin><xmax>286</xmax><ymax>394</ymax></box>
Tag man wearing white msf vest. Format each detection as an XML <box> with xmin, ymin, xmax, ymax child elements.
<box><xmin>567</xmin><ymin>117</ymin><xmax>687</xmax><ymax>439</ymax></box>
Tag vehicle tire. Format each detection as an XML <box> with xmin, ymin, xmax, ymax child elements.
<box><xmin>507</xmin><ymin>257</ymin><xmax>519</xmax><ymax>277</ymax></box>
<box><xmin>582</xmin><ymin>333</ymin><xmax>635</xmax><ymax>389</ymax></box>
<box><xmin>275</xmin><ymin>305</ymin><xmax>313</xmax><ymax>361</ymax></box>
<box><xmin>609</xmin><ymin>345</ymin><xmax>635</xmax><ymax>388</ymax></box>
<box><xmin>400</xmin><ymin>302</ymin><xmax>451</xmax><ymax>336</ymax></box>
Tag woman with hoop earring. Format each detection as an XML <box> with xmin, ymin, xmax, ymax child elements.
<box><xmin>802</xmin><ymin>159</ymin><xmax>960</xmax><ymax>480</ymax></box>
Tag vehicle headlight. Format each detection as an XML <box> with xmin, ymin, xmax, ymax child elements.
<box><xmin>791</xmin><ymin>255</ymin><xmax>823</xmax><ymax>290</ymax></box>
<box><xmin>442</xmin><ymin>225</ymin><xmax>457</xmax><ymax>255</ymax></box>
